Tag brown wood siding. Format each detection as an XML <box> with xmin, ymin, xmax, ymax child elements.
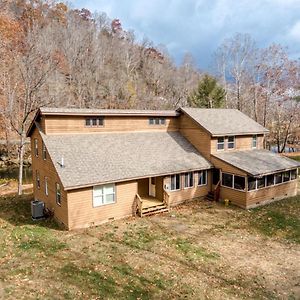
<box><xmin>164</xmin><ymin>171</ymin><xmax>211</xmax><ymax>206</ymax></box>
<box><xmin>211</xmin><ymin>134</ymin><xmax>264</xmax><ymax>153</ymax></box>
<box><xmin>43</xmin><ymin>115</ymin><xmax>179</xmax><ymax>134</ymax></box>
<box><xmin>31</xmin><ymin>128</ymin><xmax>68</xmax><ymax>227</ymax></box>
<box><xmin>210</xmin><ymin>156</ymin><xmax>247</xmax><ymax>176</ymax></box>
<box><xmin>246</xmin><ymin>180</ymin><xmax>298</xmax><ymax>208</ymax></box>
<box><xmin>179</xmin><ymin>114</ymin><xmax>211</xmax><ymax>160</ymax></box>
<box><xmin>219</xmin><ymin>187</ymin><xmax>247</xmax><ymax>208</ymax></box>
<box><xmin>67</xmin><ymin>180</ymin><xmax>137</xmax><ymax>230</ymax></box>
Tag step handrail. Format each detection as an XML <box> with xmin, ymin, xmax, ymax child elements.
<box><xmin>214</xmin><ymin>179</ymin><xmax>221</xmax><ymax>201</ymax></box>
<box><xmin>163</xmin><ymin>188</ymin><xmax>170</xmax><ymax>209</ymax></box>
<box><xmin>135</xmin><ymin>193</ymin><xmax>143</xmax><ymax>217</ymax></box>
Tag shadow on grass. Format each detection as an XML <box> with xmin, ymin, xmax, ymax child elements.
<box><xmin>0</xmin><ymin>193</ymin><xmax>62</xmax><ymax>230</ymax></box>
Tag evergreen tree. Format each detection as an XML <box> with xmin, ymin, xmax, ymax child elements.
<box><xmin>188</xmin><ymin>75</ymin><xmax>226</xmax><ymax>108</ymax></box>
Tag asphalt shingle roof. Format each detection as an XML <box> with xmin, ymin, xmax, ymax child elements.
<box><xmin>180</xmin><ymin>107</ymin><xmax>269</xmax><ymax>136</ymax></box>
<box><xmin>213</xmin><ymin>150</ymin><xmax>300</xmax><ymax>176</ymax></box>
<box><xmin>41</xmin><ymin>131</ymin><xmax>212</xmax><ymax>190</ymax></box>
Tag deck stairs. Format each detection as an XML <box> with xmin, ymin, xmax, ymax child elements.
<box><xmin>135</xmin><ymin>195</ymin><xmax>169</xmax><ymax>217</ymax></box>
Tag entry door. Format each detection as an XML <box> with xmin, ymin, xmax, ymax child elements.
<box><xmin>149</xmin><ymin>177</ymin><xmax>156</xmax><ymax>197</ymax></box>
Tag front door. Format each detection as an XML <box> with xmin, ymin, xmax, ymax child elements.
<box><xmin>149</xmin><ymin>177</ymin><xmax>156</xmax><ymax>197</ymax></box>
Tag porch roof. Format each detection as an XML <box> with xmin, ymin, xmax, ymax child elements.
<box><xmin>212</xmin><ymin>149</ymin><xmax>300</xmax><ymax>177</ymax></box>
<box><xmin>41</xmin><ymin>130</ymin><xmax>212</xmax><ymax>190</ymax></box>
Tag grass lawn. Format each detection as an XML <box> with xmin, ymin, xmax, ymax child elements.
<box><xmin>0</xmin><ymin>194</ymin><xmax>299</xmax><ymax>299</ymax></box>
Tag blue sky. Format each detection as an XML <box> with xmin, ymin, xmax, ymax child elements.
<box><xmin>71</xmin><ymin>0</ymin><xmax>300</xmax><ymax>70</ymax></box>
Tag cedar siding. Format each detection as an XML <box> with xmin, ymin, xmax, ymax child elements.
<box><xmin>43</xmin><ymin>115</ymin><xmax>179</xmax><ymax>134</ymax></box>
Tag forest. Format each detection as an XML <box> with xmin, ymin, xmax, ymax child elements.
<box><xmin>0</xmin><ymin>1</ymin><xmax>299</xmax><ymax>173</ymax></box>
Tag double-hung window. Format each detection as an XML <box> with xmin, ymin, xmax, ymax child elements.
<box><xmin>184</xmin><ymin>172</ymin><xmax>194</xmax><ymax>188</ymax></box>
<box><xmin>217</xmin><ymin>137</ymin><xmax>225</xmax><ymax>150</ymax></box>
<box><xmin>170</xmin><ymin>174</ymin><xmax>181</xmax><ymax>191</ymax></box>
<box><xmin>93</xmin><ymin>184</ymin><xmax>115</xmax><ymax>207</ymax></box>
<box><xmin>36</xmin><ymin>170</ymin><xmax>40</xmax><ymax>189</ymax></box>
<box><xmin>34</xmin><ymin>139</ymin><xmax>38</xmax><ymax>157</ymax></box>
<box><xmin>228</xmin><ymin>136</ymin><xmax>235</xmax><ymax>149</ymax></box>
<box><xmin>42</xmin><ymin>142</ymin><xmax>47</xmax><ymax>160</ymax></box>
<box><xmin>252</xmin><ymin>135</ymin><xmax>257</xmax><ymax>148</ymax></box>
<box><xmin>198</xmin><ymin>170</ymin><xmax>207</xmax><ymax>186</ymax></box>
<box><xmin>45</xmin><ymin>177</ymin><xmax>48</xmax><ymax>196</ymax></box>
<box><xmin>56</xmin><ymin>183</ymin><xmax>61</xmax><ymax>205</ymax></box>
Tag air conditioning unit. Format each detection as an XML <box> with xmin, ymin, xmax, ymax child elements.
<box><xmin>31</xmin><ymin>200</ymin><xmax>45</xmax><ymax>220</ymax></box>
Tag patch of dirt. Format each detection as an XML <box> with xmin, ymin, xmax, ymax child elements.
<box><xmin>0</xmin><ymin>181</ymin><xmax>33</xmax><ymax>196</ymax></box>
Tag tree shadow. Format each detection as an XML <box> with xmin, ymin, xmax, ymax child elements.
<box><xmin>0</xmin><ymin>193</ymin><xmax>64</xmax><ymax>230</ymax></box>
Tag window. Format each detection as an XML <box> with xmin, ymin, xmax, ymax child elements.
<box><xmin>266</xmin><ymin>174</ymin><xmax>274</xmax><ymax>186</ymax></box>
<box><xmin>252</xmin><ymin>135</ymin><xmax>257</xmax><ymax>148</ymax></box>
<box><xmin>234</xmin><ymin>175</ymin><xmax>245</xmax><ymax>190</ymax></box>
<box><xmin>149</xmin><ymin>117</ymin><xmax>166</xmax><ymax>125</ymax></box>
<box><xmin>212</xmin><ymin>168</ymin><xmax>220</xmax><ymax>185</ymax></box>
<box><xmin>85</xmin><ymin>117</ymin><xmax>104</xmax><ymax>127</ymax></box>
<box><xmin>34</xmin><ymin>139</ymin><xmax>38</xmax><ymax>157</ymax></box>
<box><xmin>275</xmin><ymin>173</ymin><xmax>282</xmax><ymax>184</ymax></box>
<box><xmin>228</xmin><ymin>136</ymin><xmax>235</xmax><ymax>149</ymax></box>
<box><xmin>291</xmin><ymin>169</ymin><xmax>297</xmax><ymax>180</ymax></box>
<box><xmin>217</xmin><ymin>137</ymin><xmax>225</xmax><ymax>150</ymax></box>
<box><xmin>36</xmin><ymin>170</ymin><xmax>40</xmax><ymax>189</ymax></box>
<box><xmin>93</xmin><ymin>184</ymin><xmax>115</xmax><ymax>207</ymax></box>
<box><xmin>170</xmin><ymin>174</ymin><xmax>181</xmax><ymax>191</ymax></box>
<box><xmin>56</xmin><ymin>183</ymin><xmax>61</xmax><ymax>205</ymax></box>
<box><xmin>184</xmin><ymin>172</ymin><xmax>194</xmax><ymax>188</ymax></box>
<box><xmin>283</xmin><ymin>171</ymin><xmax>290</xmax><ymax>182</ymax></box>
<box><xmin>198</xmin><ymin>170</ymin><xmax>207</xmax><ymax>186</ymax></box>
<box><xmin>222</xmin><ymin>173</ymin><xmax>233</xmax><ymax>188</ymax></box>
<box><xmin>248</xmin><ymin>176</ymin><xmax>256</xmax><ymax>191</ymax></box>
<box><xmin>257</xmin><ymin>177</ymin><xmax>265</xmax><ymax>189</ymax></box>
<box><xmin>45</xmin><ymin>177</ymin><xmax>48</xmax><ymax>196</ymax></box>
<box><xmin>42</xmin><ymin>142</ymin><xmax>47</xmax><ymax>160</ymax></box>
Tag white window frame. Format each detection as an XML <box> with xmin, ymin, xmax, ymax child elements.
<box><xmin>217</xmin><ymin>137</ymin><xmax>225</xmax><ymax>151</ymax></box>
<box><xmin>252</xmin><ymin>135</ymin><xmax>257</xmax><ymax>148</ymax></box>
<box><xmin>198</xmin><ymin>170</ymin><xmax>207</xmax><ymax>186</ymax></box>
<box><xmin>184</xmin><ymin>172</ymin><xmax>194</xmax><ymax>189</ymax></box>
<box><xmin>93</xmin><ymin>184</ymin><xmax>116</xmax><ymax>207</ymax></box>
<box><xmin>45</xmin><ymin>176</ymin><xmax>48</xmax><ymax>196</ymax></box>
<box><xmin>221</xmin><ymin>172</ymin><xmax>234</xmax><ymax>188</ymax></box>
<box><xmin>227</xmin><ymin>136</ymin><xmax>235</xmax><ymax>149</ymax></box>
<box><xmin>170</xmin><ymin>174</ymin><xmax>181</xmax><ymax>191</ymax></box>
<box><xmin>34</xmin><ymin>139</ymin><xmax>38</xmax><ymax>157</ymax></box>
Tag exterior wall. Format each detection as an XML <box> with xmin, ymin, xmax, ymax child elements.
<box><xmin>211</xmin><ymin>134</ymin><xmax>264</xmax><ymax>154</ymax></box>
<box><xmin>179</xmin><ymin>114</ymin><xmax>211</xmax><ymax>160</ymax></box>
<box><xmin>164</xmin><ymin>170</ymin><xmax>211</xmax><ymax>206</ymax></box>
<box><xmin>31</xmin><ymin>128</ymin><xmax>68</xmax><ymax>227</ymax></box>
<box><xmin>67</xmin><ymin>180</ymin><xmax>138</xmax><ymax>230</ymax></box>
<box><xmin>43</xmin><ymin>115</ymin><xmax>179</xmax><ymax>134</ymax></box>
<box><xmin>246</xmin><ymin>180</ymin><xmax>298</xmax><ymax>208</ymax></box>
<box><xmin>210</xmin><ymin>156</ymin><xmax>247</xmax><ymax>176</ymax></box>
<box><xmin>219</xmin><ymin>187</ymin><xmax>247</xmax><ymax>208</ymax></box>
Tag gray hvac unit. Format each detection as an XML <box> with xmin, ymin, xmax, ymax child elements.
<box><xmin>31</xmin><ymin>200</ymin><xmax>44</xmax><ymax>220</ymax></box>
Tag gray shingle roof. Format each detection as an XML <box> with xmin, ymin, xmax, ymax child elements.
<box><xmin>41</xmin><ymin>131</ymin><xmax>212</xmax><ymax>190</ymax></box>
<box><xmin>213</xmin><ymin>150</ymin><xmax>300</xmax><ymax>176</ymax></box>
<box><xmin>179</xmin><ymin>107</ymin><xmax>269</xmax><ymax>136</ymax></box>
<box><xmin>40</xmin><ymin>107</ymin><xmax>178</xmax><ymax>117</ymax></box>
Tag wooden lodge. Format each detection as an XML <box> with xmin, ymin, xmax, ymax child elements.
<box><xmin>27</xmin><ymin>107</ymin><xmax>300</xmax><ymax>230</ymax></box>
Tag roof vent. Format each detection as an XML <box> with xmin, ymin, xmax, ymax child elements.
<box><xmin>58</xmin><ymin>157</ymin><xmax>65</xmax><ymax>168</ymax></box>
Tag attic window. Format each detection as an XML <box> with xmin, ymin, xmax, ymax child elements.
<box><xmin>228</xmin><ymin>136</ymin><xmax>235</xmax><ymax>149</ymax></box>
<box><xmin>252</xmin><ymin>135</ymin><xmax>257</xmax><ymax>148</ymax></box>
<box><xmin>217</xmin><ymin>137</ymin><xmax>225</xmax><ymax>150</ymax></box>
<box><xmin>149</xmin><ymin>117</ymin><xmax>166</xmax><ymax>125</ymax></box>
<box><xmin>85</xmin><ymin>117</ymin><xmax>104</xmax><ymax>127</ymax></box>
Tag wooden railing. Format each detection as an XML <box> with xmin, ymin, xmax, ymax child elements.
<box><xmin>135</xmin><ymin>193</ymin><xmax>143</xmax><ymax>217</ymax></box>
<box><xmin>214</xmin><ymin>180</ymin><xmax>221</xmax><ymax>201</ymax></box>
<box><xmin>163</xmin><ymin>188</ymin><xmax>170</xmax><ymax>209</ymax></box>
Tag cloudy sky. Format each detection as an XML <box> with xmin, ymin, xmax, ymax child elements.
<box><xmin>71</xmin><ymin>0</ymin><xmax>300</xmax><ymax>69</ymax></box>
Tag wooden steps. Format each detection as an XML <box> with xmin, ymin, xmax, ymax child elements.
<box><xmin>206</xmin><ymin>191</ymin><xmax>215</xmax><ymax>201</ymax></box>
<box><xmin>137</xmin><ymin>195</ymin><xmax>169</xmax><ymax>217</ymax></box>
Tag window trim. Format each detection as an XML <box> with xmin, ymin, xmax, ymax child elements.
<box><xmin>197</xmin><ymin>170</ymin><xmax>207</xmax><ymax>186</ymax></box>
<box><xmin>217</xmin><ymin>137</ymin><xmax>225</xmax><ymax>151</ymax></box>
<box><xmin>93</xmin><ymin>184</ymin><xmax>116</xmax><ymax>207</ymax></box>
<box><xmin>34</xmin><ymin>139</ymin><xmax>39</xmax><ymax>157</ymax></box>
<box><xmin>184</xmin><ymin>172</ymin><xmax>194</xmax><ymax>189</ymax></box>
<box><xmin>42</xmin><ymin>142</ymin><xmax>47</xmax><ymax>160</ymax></box>
<box><xmin>227</xmin><ymin>136</ymin><xmax>235</xmax><ymax>150</ymax></box>
<box><xmin>221</xmin><ymin>172</ymin><xmax>246</xmax><ymax>191</ymax></box>
<box><xmin>170</xmin><ymin>174</ymin><xmax>181</xmax><ymax>191</ymax></box>
<box><xmin>45</xmin><ymin>176</ymin><xmax>48</xmax><ymax>196</ymax></box>
<box><xmin>36</xmin><ymin>170</ymin><xmax>40</xmax><ymax>189</ymax></box>
<box><xmin>56</xmin><ymin>182</ymin><xmax>61</xmax><ymax>206</ymax></box>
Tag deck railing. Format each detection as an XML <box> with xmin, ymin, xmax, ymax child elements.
<box><xmin>214</xmin><ymin>180</ymin><xmax>221</xmax><ymax>201</ymax></box>
<box><xmin>135</xmin><ymin>193</ymin><xmax>143</xmax><ymax>217</ymax></box>
<box><xmin>163</xmin><ymin>188</ymin><xmax>170</xmax><ymax>209</ymax></box>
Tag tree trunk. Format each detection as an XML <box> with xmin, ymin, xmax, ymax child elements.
<box><xmin>18</xmin><ymin>131</ymin><xmax>25</xmax><ymax>196</ymax></box>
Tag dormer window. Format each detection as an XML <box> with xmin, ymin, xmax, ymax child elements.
<box><xmin>252</xmin><ymin>135</ymin><xmax>257</xmax><ymax>148</ymax></box>
<box><xmin>228</xmin><ymin>136</ymin><xmax>235</xmax><ymax>149</ymax></box>
<box><xmin>149</xmin><ymin>117</ymin><xmax>166</xmax><ymax>125</ymax></box>
<box><xmin>217</xmin><ymin>137</ymin><xmax>225</xmax><ymax>150</ymax></box>
<box><xmin>85</xmin><ymin>117</ymin><xmax>104</xmax><ymax>127</ymax></box>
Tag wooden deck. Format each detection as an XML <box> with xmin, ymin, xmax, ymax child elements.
<box><xmin>140</xmin><ymin>196</ymin><xmax>164</xmax><ymax>208</ymax></box>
